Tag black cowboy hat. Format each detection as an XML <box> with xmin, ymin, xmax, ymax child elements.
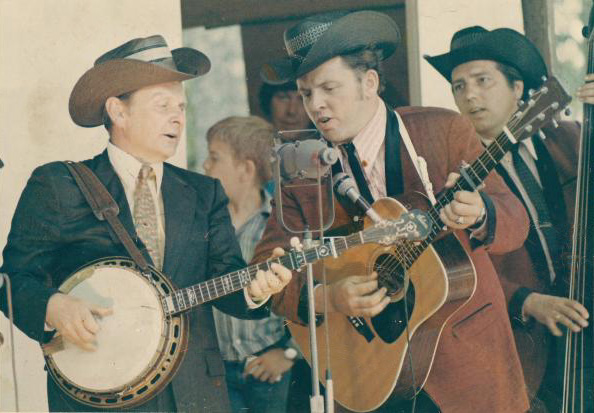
<box><xmin>261</xmin><ymin>10</ymin><xmax>400</xmax><ymax>85</ymax></box>
<box><xmin>424</xmin><ymin>26</ymin><xmax>548</xmax><ymax>92</ymax></box>
<box><xmin>69</xmin><ymin>35</ymin><xmax>211</xmax><ymax>127</ymax></box>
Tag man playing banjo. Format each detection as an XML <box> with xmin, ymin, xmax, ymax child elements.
<box><xmin>0</xmin><ymin>35</ymin><xmax>292</xmax><ymax>412</ymax></box>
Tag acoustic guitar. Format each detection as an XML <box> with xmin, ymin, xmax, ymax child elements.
<box><xmin>40</xmin><ymin>211</ymin><xmax>428</xmax><ymax>409</ymax></box>
<box><xmin>289</xmin><ymin>76</ymin><xmax>572</xmax><ymax>412</ymax></box>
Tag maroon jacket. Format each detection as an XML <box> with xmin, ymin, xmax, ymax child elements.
<box><xmin>489</xmin><ymin>121</ymin><xmax>580</xmax><ymax>399</ymax></box>
<box><xmin>253</xmin><ymin>106</ymin><xmax>531</xmax><ymax>412</ymax></box>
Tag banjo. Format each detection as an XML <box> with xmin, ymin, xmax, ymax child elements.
<box><xmin>41</xmin><ymin>210</ymin><xmax>430</xmax><ymax>409</ymax></box>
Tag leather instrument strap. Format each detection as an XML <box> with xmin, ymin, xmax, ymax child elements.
<box><xmin>63</xmin><ymin>161</ymin><xmax>152</xmax><ymax>275</ymax></box>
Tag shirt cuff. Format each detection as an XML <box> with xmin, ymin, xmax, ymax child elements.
<box><xmin>510</xmin><ymin>287</ymin><xmax>535</xmax><ymax>326</ymax></box>
<box><xmin>469</xmin><ymin>191</ymin><xmax>496</xmax><ymax>247</ymax></box>
<box><xmin>298</xmin><ymin>282</ymin><xmax>325</xmax><ymax>325</ymax></box>
<box><xmin>244</xmin><ymin>288</ymin><xmax>270</xmax><ymax>309</ymax></box>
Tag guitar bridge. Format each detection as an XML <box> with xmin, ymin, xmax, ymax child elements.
<box><xmin>347</xmin><ymin>316</ymin><xmax>375</xmax><ymax>342</ymax></box>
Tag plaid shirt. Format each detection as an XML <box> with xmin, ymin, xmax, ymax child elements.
<box><xmin>213</xmin><ymin>191</ymin><xmax>287</xmax><ymax>361</ymax></box>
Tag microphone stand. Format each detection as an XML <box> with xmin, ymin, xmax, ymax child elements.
<box><xmin>272</xmin><ymin>134</ymin><xmax>335</xmax><ymax>413</ymax></box>
<box><xmin>1</xmin><ymin>273</ymin><xmax>20</xmax><ymax>411</ymax></box>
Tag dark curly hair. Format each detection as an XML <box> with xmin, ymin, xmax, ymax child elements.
<box><xmin>258</xmin><ymin>81</ymin><xmax>298</xmax><ymax>119</ymax></box>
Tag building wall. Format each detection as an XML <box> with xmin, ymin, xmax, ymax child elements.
<box><xmin>0</xmin><ymin>1</ymin><xmax>185</xmax><ymax>411</ymax></box>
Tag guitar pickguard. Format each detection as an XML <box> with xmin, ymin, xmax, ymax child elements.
<box><xmin>369</xmin><ymin>251</ymin><xmax>417</xmax><ymax>343</ymax></box>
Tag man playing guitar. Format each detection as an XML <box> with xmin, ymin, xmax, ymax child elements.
<box><xmin>253</xmin><ymin>11</ymin><xmax>531</xmax><ymax>412</ymax></box>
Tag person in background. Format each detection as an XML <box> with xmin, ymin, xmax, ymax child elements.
<box><xmin>425</xmin><ymin>26</ymin><xmax>590</xmax><ymax>412</ymax></box>
<box><xmin>259</xmin><ymin>80</ymin><xmax>312</xmax><ymax>133</ymax></box>
<box><xmin>203</xmin><ymin>115</ymin><xmax>298</xmax><ymax>413</ymax></box>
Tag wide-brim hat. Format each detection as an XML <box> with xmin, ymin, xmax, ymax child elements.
<box><xmin>69</xmin><ymin>34</ymin><xmax>210</xmax><ymax>127</ymax></box>
<box><xmin>424</xmin><ymin>26</ymin><xmax>547</xmax><ymax>92</ymax></box>
<box><xmin>261</xmin><ymin>11</ymin><xmax>400</xmax><ymax>85</ymax></box>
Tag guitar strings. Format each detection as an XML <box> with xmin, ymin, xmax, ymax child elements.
<box><xmin>374</xmin><ymin>107</ymin><xmax>531</xmax><ymax>291</ymax></box>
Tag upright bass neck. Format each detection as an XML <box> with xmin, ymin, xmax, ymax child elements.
<box><xmin>562</xmin><ymin>4</ymin><xmax>594</xmax><ymax>412</ymax></box>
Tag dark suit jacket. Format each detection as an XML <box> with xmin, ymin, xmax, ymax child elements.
<box><xmin>253</xmin><ymin>106</ymin><xmax>531</xmax><ymax>412</ymax></box>
<box><xmin>489</xmin><ymin>121</ymin><xmax>580</xmax><ymax>399</ymax></box>
<box><xmin>1</xmin><ymin>150</ymin><xmax>266</xmax><ymax>412</ymax></box>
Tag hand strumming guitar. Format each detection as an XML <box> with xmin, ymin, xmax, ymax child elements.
<box><xmin>314</xmin><ymin>271</ymin><xmax>391</xmax><ymax>317</ymax></box>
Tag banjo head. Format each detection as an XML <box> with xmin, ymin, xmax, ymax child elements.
<box><xmin>43</xmin><ymin>258</ymin><xmax>188</xmax><ymax>409</ymax></box>
<box><xmin>51</xmin><ymin>260</ymin><xmax>165</xmax><ymax>392</ymax></box>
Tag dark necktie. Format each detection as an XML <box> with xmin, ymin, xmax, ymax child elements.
<box><xmin>511</xmin><ymin>145</ymin><xmax>561</xmax><ymax>277</ymax></box>
<box><xmin>343</xmin><ymin>142</ymin><xmax>374</xmax><ymax>204</ymax></box>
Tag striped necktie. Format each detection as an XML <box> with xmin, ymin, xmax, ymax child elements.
<box><xmin>133</xmin><ymin>165</ymin><xmax>161</xmax><ymax>270</ymax></box>
<box><xmin>512</xmin><ymin>145</ymin><xmax>560</xmax><ymax>279</ymax></box>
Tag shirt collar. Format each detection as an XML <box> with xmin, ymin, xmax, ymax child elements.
<box><xmin>107</xmin><ymin>141</ymin><xmax>164</xmax><ymax>192</ymax></box>
<box><xmin>259</xmin><ymin>190</ymin><xmax>273</xmax><ymax>216</ymax></box>
<box><xmin>351</xmin><ymin>100</ymin><xmax>386</xmax><ymax>172</ymax></box>
<box><xmin>235</xmin><ymin>190</ymin><xmax>272</xmax><ymax>235</ymax></box>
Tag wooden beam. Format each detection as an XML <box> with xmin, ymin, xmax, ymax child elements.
<box><xmin>521</xmin><ymin>0</ymin><xmax>554</xmax><ymax>70</ymax></box>
<box><xmin>181</xmin><ymin>0</ymin><xmax>404</xmax><ymax>28</ymax></box>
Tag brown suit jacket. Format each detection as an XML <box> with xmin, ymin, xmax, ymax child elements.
<box><xmin>253</xmin><ymin>106</ymin><xmax>531</xmax><ymax>412</ymax></box>
<box><xmin>489</xmin><ymin>121</ymin><xmax>580</xmax><ymax>399</ymax></box>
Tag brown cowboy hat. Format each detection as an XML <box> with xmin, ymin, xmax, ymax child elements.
<box><xmin>69</xmin><ymin>35</ymin><xmax>210</xmax><ymax>127</ymax></box>
<box><xmin>260</xmin><ymin>10</ymin><xmax>400</xmax><ymax>85</ymax></box>
<box><xmin>424</xmin><ymin>26</ymin><xmax>548</xmax><ymax>92</ymax></box>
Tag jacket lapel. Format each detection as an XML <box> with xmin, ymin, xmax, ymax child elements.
<box><xmin>162</xmin><ymin>165</ymin><xmax>196</xmax><ymax>278</ymax></box>
<box><xmin>90</xmin><ymin>150</ymin><xmax>137</xmax><ymax>242</ymax></box>
<box><xmin>534</xmin><ymin>137</ymin><xmax>568</xmax><ymax>233</ymax></box>
<box><xmin>385</xmin><ymin>106</ymin><xmax>403</xmax><ymax>197</ymax></box>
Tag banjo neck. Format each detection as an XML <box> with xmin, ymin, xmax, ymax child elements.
<box><xmin>161</xmin><ymin>212</ymin><xmax>428</xmax><ymax>316</ymax></box>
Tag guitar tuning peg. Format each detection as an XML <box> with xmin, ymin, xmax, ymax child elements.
<box><xmin>537</xmin><ymin>113</ymin><xmax>546</xmax><ymax>121</ymax></box>
<box><xmin>518</xmin><ymin>99</ymin><xmax>525</xmax><ymax>106</ymax></box>
<box><xmin>528</xmin><ymin>89</ymin><xmax>535</xmax><ymax>97</ymax></box>
<box><xmin>541</xmin><ymin>86</ymin><xmax>548</xmax><ymax>94</ymax></box>
<box><xmin>538</xmin><ymin>130</ymin><xmax>546</xmax><ymax>140</ymax></box>
<box><xmin>528</xmin><ymin>99</ymin><xmax>536</xmax><ymax>107</ymax></box>
<box><xmin>541</xmin><ymin>75</ymin><xmax>547</xmax><ymax>82</ymax></box>
<box><xmin>564</xmin><ymin>107</ymin><xmax>572</xmax><ymax>116</ymax></box>
<box><xmin>552</xmin><ymin>119</ymin><xmax>559</xmax><ymax>128</ymax></box>
<box><xmin>525</xmin><ymin>125</ymin><xmax>533</xmax><ymax>133</ymax></box>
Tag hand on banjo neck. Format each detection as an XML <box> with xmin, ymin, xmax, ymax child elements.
<box><xmin>45</xmin><ymin>247</ymin><xmax>292</xmax><ymax>352</ymax></box>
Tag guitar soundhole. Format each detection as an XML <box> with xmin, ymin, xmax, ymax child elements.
<box><xmin>374</xmin><ymin>254</ymin><xmax>406</xmax><ymax>296</ymax></box>
<box><xmin>371</xmin><ymin>254</ymin><xmax>416</xmax><ymax>343</ymax></box>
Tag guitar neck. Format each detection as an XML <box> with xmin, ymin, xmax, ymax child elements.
<box><xmin>402</xmin><ymin>131</ymin><xmax>515</xmax><ymax>267</ymax></box>
<box><xmin>163</xmin><ymin>228</ymin><xmax>383</xmax><ymax>315</ymax></box>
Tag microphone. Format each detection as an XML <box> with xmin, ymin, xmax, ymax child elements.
<box><xmin>333</xmin><ymin>173</ymin><xmax>383</xmax><ymax>223</ymax></box>
<box><xmin>276</xmin><ymin>139</ymin><xmax>338</xmax><ymax>180</ymax></box>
